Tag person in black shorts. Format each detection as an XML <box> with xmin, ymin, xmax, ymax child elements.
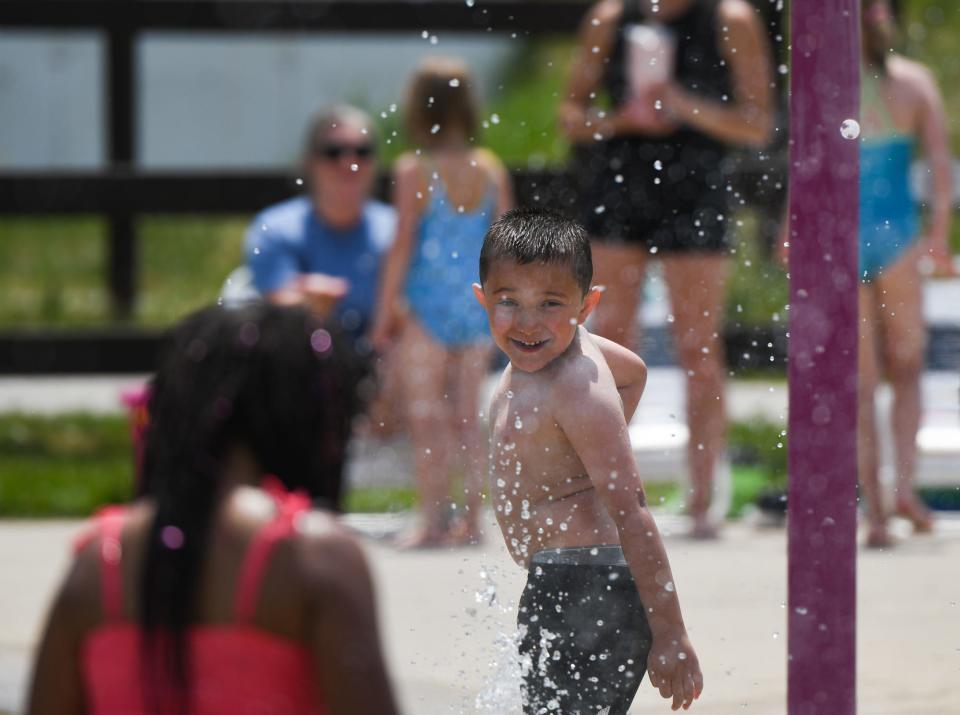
<box><xmin>559</xmin><ymin>0</ymin><xmax>775</xmax><ymax>538</ymax></box>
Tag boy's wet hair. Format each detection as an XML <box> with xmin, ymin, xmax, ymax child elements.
<box><xmin>479</xmin><ymin>207</ymin><xmax>593</xmax><ymax>294</ymax></box>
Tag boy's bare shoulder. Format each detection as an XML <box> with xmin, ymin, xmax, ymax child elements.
<box><xmin>544</xmin><ymin>334</ymin><xmax>608</xmax><ymax>408</ymax></box>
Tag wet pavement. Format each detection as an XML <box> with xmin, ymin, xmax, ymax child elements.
<box><xmin>2</xmin><ymin>511</ymin><xmax>958</xmax><ymax>714</ymax></box>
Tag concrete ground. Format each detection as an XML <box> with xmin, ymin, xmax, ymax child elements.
<box><xmin>2</xmin><ymin>511</ymin><xmax>958</xmax><ymax>715</ymax></box>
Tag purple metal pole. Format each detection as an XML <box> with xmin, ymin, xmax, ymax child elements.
<box><xmin>788</xmin><ymin>1</ymin><xmax>860</xmax><ymax>713</ymax></box>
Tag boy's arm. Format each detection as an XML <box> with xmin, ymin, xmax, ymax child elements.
<box><xmin>590</xmin><ymin>332</ymin><xmax>648</xmax><ymax>422</ymax></box>
<box><xmin>552</xmin><ymin>365</ymin><xmax>702</xmax><ymax>711</ymax></box>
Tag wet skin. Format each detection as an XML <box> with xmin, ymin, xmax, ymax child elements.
<box><xmin>487</xmin><ymin>332</ymin><xmax>626</xmax><ymax>565</ymax></box>
<box><xmin>475</xmin><ymin>260</ymin><xmax>635</xmax><ymax>565</ymax></box>
<box><xmin>475</xmin><ymin>259</ymin><xmax>703</xmax><ymax>710</ymax></box>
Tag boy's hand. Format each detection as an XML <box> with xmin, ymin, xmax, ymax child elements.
<box><xmin>647</xmin><ymin>630</ymin><xmax>703</xmax><ymax>711</ymax></box>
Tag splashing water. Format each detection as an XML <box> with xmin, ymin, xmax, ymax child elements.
<box><xmin>475</xmin><ymin>568</ymin><xmax>498</xmax><ymax>606</ymax></box>
<box><xmin>475</xmin><ymin>628</ymin><xmax>526</xmax><ymax>712</ymax></box>
<box><xmin>840</xmin><ymin>118</ymin><xmax>860</xmax><ymax>140</ymax></box>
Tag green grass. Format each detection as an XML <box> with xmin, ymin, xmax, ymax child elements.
<box><xmin>0</xmin><ymin>413</ymin><xmax>788</xmax><ymax>519</ymax></box>
<box><xmin>0</xmin><ymin>414</ymin><xmax>134</xmax><ymax>516</ymax></box>
<box><xmin>0</xmin><ymin>216</ymin><xmax>249</xmax><ymax>327</ymax></box>
<box><xmin>343</xmin><ymin>487</ymin><xmax>417</xmax><ymax>513</ymax></box>
<box><xmin>0</xmin><ymin>217</ymin><xmax>110</xmax><ymax>326</ymax></box>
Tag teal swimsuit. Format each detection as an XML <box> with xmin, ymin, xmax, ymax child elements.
<box><xmin>404</xmin><ymin>168</ymin><xmax>494</xmax><ymax>347</ymax></box>
<box><xmin>859</xmin><ymin>67</ymin><xmax>920</xmax><ymax>281</ymax></box>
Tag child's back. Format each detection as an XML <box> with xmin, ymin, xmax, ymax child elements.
<box><xmin>66</xmin><ymin>485</ymin><xmax>336</xmax><ymax>714</ymax></box>
<box><xmin>401</xmin><ymin>147</ymin><xmax>505</xmax><ymax>347</ymax></box>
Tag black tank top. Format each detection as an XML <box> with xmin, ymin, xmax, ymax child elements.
<box><xmin>605</xmin><ymin>0</ymin><xmax>731</xmax><ymax>111</ymax></box>
<box><xmin>590</xmin><ymin>0</ymin><xmax>732</xmax><ymax>174</ymax></box>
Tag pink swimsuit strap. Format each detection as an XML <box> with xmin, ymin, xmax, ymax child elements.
<box><xmin>82</xmin><ymin>479</ymin><xmax>311</xmax><ymax>624</ymax></box>
<box><xmin>97</xmin><ymin>507</ymin><xmax>127</xmax><ymax>621</ymax></box>
<box><xmin>233</xmin><ymin>477</ymin><xmax>311</xmax><ymax>623</ymax></box>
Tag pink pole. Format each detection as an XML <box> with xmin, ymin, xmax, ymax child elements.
<box><xmin>787</xmin><ymin>1</ymin><xmax>860</xmax><ymax>713</ymax></box>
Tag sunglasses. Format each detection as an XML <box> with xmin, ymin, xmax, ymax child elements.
<box><xmin>313</xmin><ymin>144</ymin><xmax>376</xmax><ymax>161</ymax></box>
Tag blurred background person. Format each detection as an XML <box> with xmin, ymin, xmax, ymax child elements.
<box><xmin>242</xmin><ymin>103</ymin><xmax>402</xmax><ymax>448</ymax></box>
<box><xmin>558</xmin><ymin>0</ymin><xmax>775</xmax><ymax>538</ymax></box>
<box><xmin>245</xmin><ymin>104</ymin><xmax>394</xmax><ymax>341</ymax></box>
<box><xmin>371</xmin><ymin>57</ymin><xmax>513</xmax><ymax>548</ymax></box>
<box><xmin>27</xmin><ymin>303</ymin><xmax>400</xmax><ymax>715</ymax></box>
<box><xmin>856</xmin><ymin>0</ymin><xmax>954</xmax><ymax>548</ymax></box>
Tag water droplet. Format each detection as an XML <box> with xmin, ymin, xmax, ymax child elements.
<box><xmin>772</xmin><ymin>631</ymin><xmax>780</xmax><ymax>639</ymax></box>
<box><xmin>161</xmin><ymin>525</ymin><xmax>184</xmax><ymax>549</ymax></box>
<box><xmin>653</xmin><ymin>159</ymin><xmax>663</xmax><ymax>171</ymax></box>
<box><xmin>421</xmin><ymin>30</ymin><xmax>429</xmax><ymax>39</ymax></box>
<box><xmin>520</xmin><ymin>500</ymin><xmax>531</xmax><ymax>520</ymax></box>
<box><xmin>840</xmin><ymin>118</ymin><xmax>860</xmax><ymax>139</ymax></box>
<box><xmin>350</xmin><ymin>163</ymin><xmax>359</xmax><ymax>172</ymax></box>
<box><xmin>490</xmin><ymin>113</ymin><xmax>500</xmax><ymax>125</ymax></box>
<box><xmin>559</xmin><ymin>522</ymin><xmax>568</xmax><ymax>532</ymax></box>
<box><xmin>449</xmin><ymin>78</ymin><xmax>461</xmax><ymax>87</ymax></box>
<box><xmin>514</xmin><ymin>416</ymin><xmax>523</xmax><ymax>429</ymax></box>
<box><xmin>664</xmin><ymin>581</ymin><xmax>675</xmax><ymax>592</ymax></box>
<box><xmin>295</xmin><ymin>177</ymin><xmax>303</xmax><ymax>185</ymax></box>
<box><xmin>430</xmin><ymin>123</ymin><xmax>441</xmax><ymax>134</ymax></box>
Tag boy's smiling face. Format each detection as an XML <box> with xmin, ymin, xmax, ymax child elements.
<box><xmin>473</xmin><ymin>259</ymin><xmax>600</xmax><ymax>373</ymax></box>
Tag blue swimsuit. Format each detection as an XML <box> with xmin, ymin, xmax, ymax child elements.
<box><xmin>404</xmin><ymin>172</ymin><xmax>495</xmax><ymax>347</ymax></box>
<box><xmin>859</xmin><ymin>69</ymin><xmax>920</xmax><ymax>281</ymax></box>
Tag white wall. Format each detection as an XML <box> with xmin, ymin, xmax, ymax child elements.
<box><xmin>0</xmin><ymin>32</ymin><xmax>103</xmax><ymax>168</ymax></box>
<box><xmin>0</xmin><ymin>30</ymin><xmax>517</xmax><ymax>169</ymax></box>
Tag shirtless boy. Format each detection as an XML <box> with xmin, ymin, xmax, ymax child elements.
<box><xmin>472</xmin><ymin>207</ymin><xmax>702</xmax><ymax>713</ymax></box>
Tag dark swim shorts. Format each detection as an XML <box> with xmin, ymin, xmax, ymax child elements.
<box><xmin>517</xmin><ymin>545</ymin><xmax>653</xmax><ymax>715</ymax></box>
<box><xmin>575</xmin><ymin>134</ymin><xmax>733</xmax><ymax>254</ymax></box>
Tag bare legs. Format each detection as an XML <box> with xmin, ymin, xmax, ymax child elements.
<box><xmin>590</xmin><ymin>242</ymin><xmax>648</xmax><ymax>347</ymax></box>
<box><xmin>591</xmin><ymin>242</ymin><xmax>729</xmax><ymax>537</ymax></box>
<box><xmin>858</xmin><ymin>247</ymin><xmax>931</xmax><ymax>547</ymax></box>
<box><xmin>395</xmin><ymin>318</ymin><xmax>490</xmax><ymax>547</ymax></box>
<box><xmin>663</xmin><ymin>255</ymin><xmax>729</xmax><ymax>538</ymax></box>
